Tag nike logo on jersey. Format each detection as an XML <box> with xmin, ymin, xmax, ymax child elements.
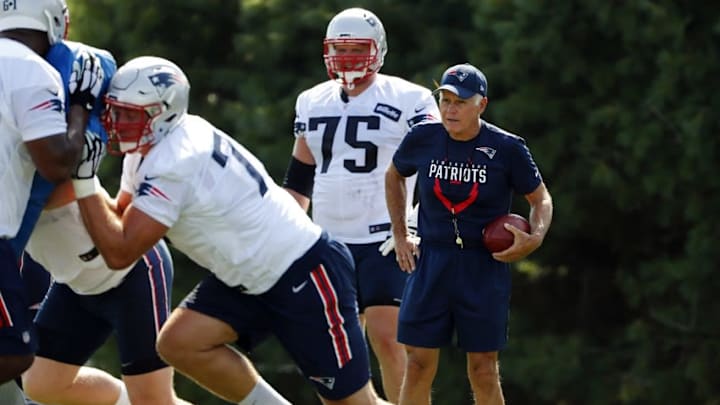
<box><xmin>292</xmin><ymin>280</ymin><xmax>308</xmax><ymax>293</ymax></box>
<box><xmin>476</xmin><ymin>146</ymin><xmax>496</xmax><ymax>159</ymax></box>
<box><xmin>46</xmin><ymin>88</ymin><xmax>59</xmax><ymax>96</ymax></box>
<box><xmin>144</xmin><ymin>174</ymin><xmax>159</xmax><ymax>181</ymax></box>
<box><xmin>414</xmin><ymin>105</ymin><xmax>426</xmax><ymax>113</ymax></box>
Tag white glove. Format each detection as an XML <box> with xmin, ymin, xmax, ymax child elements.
<box><xmin>68</xmin><ymin>49</ymin><xmax>104</xmax><ymax>110</ymax></box>
<box><xmin>379</xmin><ymin>204</ymin><xmax>420</xmax><ymax>256</ymax></box>
<box><xmin>72</xmin><ymin>128</ymin><xmax>106</xmax><ymax>180</ymax></box>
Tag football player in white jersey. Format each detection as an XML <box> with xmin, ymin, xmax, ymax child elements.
<box><xmin>71</xmin><ymin>56</ymin><xmax>391</xmax><ymax>405</ymax></box>
<box><xmin>0</xmin><ymin>0</ymin><xmax>102</xmax><ymax>386</ymax></box>
<box><xmin>283</xmin><ymin>7</ymin><xmax>439</xmax><ymax>403</ymax></box>
<box><xmin>18</xmin><ymin>40</ymin><xmax>192</xmax><ymax>404</ymax></box>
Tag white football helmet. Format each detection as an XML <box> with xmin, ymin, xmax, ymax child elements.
<box><xmin>0</xmin><ymin>0</ymin><xmax>69</xmax><ymax>45</ymax></box>
<box><xmin>323</xmin><ymin>8</ymin><xmax>387</xmax><ymax>87</ymax></box>
<box><xmin>102</xmin><ymin>56</ymin><xmax>190</xmax><ymax>154</ymax></box>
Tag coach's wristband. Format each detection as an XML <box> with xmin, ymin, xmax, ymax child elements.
<box><xmin>72</xmin><ymin>176</ymin><xmax>100</xmax><ymax>199</ymax></box>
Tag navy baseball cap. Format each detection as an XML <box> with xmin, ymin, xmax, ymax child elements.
<box><xmin>434</xmin><ymin>63</ymin><xmax>488</xmax><ymax>99</ymax></box>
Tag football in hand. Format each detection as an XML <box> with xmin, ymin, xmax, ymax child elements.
<box><xmin>482</xmin><ymin>214</ymin><xmax>531</xmax><ymax>253</ymax></box>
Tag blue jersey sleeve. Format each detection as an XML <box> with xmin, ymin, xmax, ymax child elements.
<box><xmin>392</xmin><ymin>135</ymin><xmax>418</xmax><ymax>177</ymax></box>
<box><xmin>508</xmin><ymin>138</ymin><xmax>542</xmax><ymax>195</ymax></box>
<box><xmin>393</xmin><ymin>123</ymin><xmax>441</xmax><ymax>177</ymax></box>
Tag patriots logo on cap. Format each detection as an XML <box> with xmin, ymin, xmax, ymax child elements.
<box><xmin>448</xmin><ymin>69</ymin><xmax>470</xmax><ymax>82</ymax></box>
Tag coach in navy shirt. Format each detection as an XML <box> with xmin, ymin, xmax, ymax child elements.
<box><xmin>385</xmin><ymin>62</ymin><xmax>553</xmax><ymax>405</ymax></box>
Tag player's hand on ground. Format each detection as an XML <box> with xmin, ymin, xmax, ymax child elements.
<box><xmin>72</xmin><ymin>129</ymin><xmax>106</xmax><ymax>179</ymax></box>
<box><xmin>68</xmin><ymin>49</ymin><xmax>104</xmax><ymax>111</ymax></box>
<box><xmin>379</xmin><ymin>204</ymin><xmax>420</xmax><ymax>256</ymax></box>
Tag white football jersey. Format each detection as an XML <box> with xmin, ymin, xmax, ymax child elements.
<box><xmin>0</xmin><ymin>39</ymin><xmax>67</xmax><ymax>238</ymax></box>
<box><xmin>294</xmin><ymin>73</ymin><xmax>439</xmax><ymax>243</ymax></box>
<box><xmin>121</xmin><ymin>115</ymin><xmax>322</xmax><ymax>294</ymax></box>
<box><xmin>26</xmin><ymin>194</ymin><xmax>132</xmax><ymax>295</ymax></box>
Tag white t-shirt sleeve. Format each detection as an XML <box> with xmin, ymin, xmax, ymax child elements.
<box><xmin>406</xmin><ymin>87</ymin><xmax>440</xmax><ymax>126</ymax></box>
<box><xmin>10</xmin><ymin>63</ymin><xmax>66</xmax><ymax>142</ymax></box>
<box><xmin>293</xmin><ymin>91</ymin><xmax>309</xmax><ymax>139</ymax></box>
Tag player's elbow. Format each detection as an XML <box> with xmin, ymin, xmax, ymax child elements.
<box><xmin>103</xmin><ymin>253</ymin><xmax>136</xmax><ymax>270</ymax></box>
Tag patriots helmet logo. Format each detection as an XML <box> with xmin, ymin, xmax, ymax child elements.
<box><xmin>448</xmin><ymin>69</ymin><xmax>470</xmax><ymax>82</ymax></box>
<box><xmin>148</xmin><ymin>70</ymin><xmax>186</xmax><ymax>97</ymax></box>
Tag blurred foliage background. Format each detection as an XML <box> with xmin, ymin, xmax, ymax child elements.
<box><xmin>61</xmin><ymin>0</ymin><xmax>720</xmax><ymax>404</ymax></box>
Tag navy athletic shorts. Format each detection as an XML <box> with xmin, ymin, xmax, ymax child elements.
<box><xmin>0</xmin><ymin>240</ymin><xmax>36</xmax><ymax>356</ymax></box>
<box><xmin>398</xmin><ymin>242</ymin><xmax>511</xmax><ymax>352</ymax></box>
<box><xmin>34</xmin><ymin>242</ymin><xmax>173</xmax><ymax>375</ymax></box>
<box><xmin>346</xmin><ymin>241</ymin><xmax>408</xmax><ymax>312</ymax></box>
<box><xmin>19</xmin><ymin>253</ymin><xmax>52</xmax><ymax>317</ymax></box>
<box><xmin>181</xmin><ymin>232</ymin><xmax>371</xmax><ymax>400</ymax></box>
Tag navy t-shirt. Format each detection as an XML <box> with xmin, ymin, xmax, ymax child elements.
<box><xmin>393</xmin><ymin>119</ymin><xmax>542</xmax><ymax>246</ymax></box>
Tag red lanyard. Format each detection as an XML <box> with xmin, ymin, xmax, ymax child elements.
<box><xmin>432</xmin><ymin>135</ymin><xmax>482</xmax><ymax>248</ymax></box>
<box><xmin>433</xmin><ymin>178</ymin><xmax>479</xmax><ymax>249</ymax></box>
<box><xmin>432</xmin><ymin>178</ymin><xmax>479</xmax><ymax>214</ymax></box>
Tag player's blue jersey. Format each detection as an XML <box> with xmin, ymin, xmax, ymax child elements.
<box><xmin>46</xmin><ymin>40</ymin><xmax>117</xmax><ymax>116</ymax></box>
<box><xmin>392</xmin><ymin>119</ymin><xmax>542</xmax><ymax>247</ymax></box>
<box><xmin>7</xmin><ymin>41</ymin><xmax>115</xmax><ymax>258</ymax></box>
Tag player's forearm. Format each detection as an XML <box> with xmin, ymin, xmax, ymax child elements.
<box><xmin>75</xmin><ymin>194</ymin><xmax>133</xmax><ymax>270</ymax></box>
<box><xmin>385</xmin><ymin>164</ymin><xmax>408</xmax><ymax>239</ymax></box>
<box><xmin>59</xmin><ymin>105</ymin><xmax>90</xmax><ymax>175</ymax></box>
<box><xmin>44</xmin><ymin>181</ymin><xmax>75</xmax><ymax>210</ymax></box>
<box><xmin>27</xmin><ymin>106</ymin><xmax>88</xmax><ymax>184</ymax></box>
